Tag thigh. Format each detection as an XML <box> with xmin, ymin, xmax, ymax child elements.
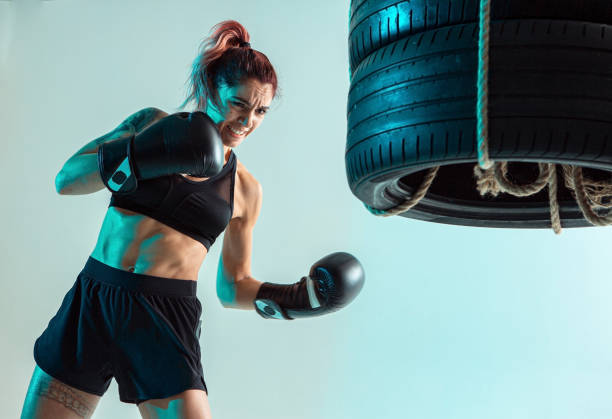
<box><xmin>20</xmin><ymin>365</ymin><xmax>102</xmax><ymax>419</ymax></box>
<box><xmin>137</xmin><ymin>389</ymin><xmax>212</xmax><ymax>419</ymax></box>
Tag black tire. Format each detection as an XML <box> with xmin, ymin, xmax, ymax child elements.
<box><xmin>349</xmin><ymin>0</ymin><xmax>612</xmax><ymax>74</ymax></box>
<box><xmin>345</xmin><ymin>20</ymin><xmax>612</xmax><ymax>228</ymax></box>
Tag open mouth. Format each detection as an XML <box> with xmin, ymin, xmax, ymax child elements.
<box><xmin>226</xmin><ymin>125</ymin><xmax>248</xmax><ymax>138</ymax></box>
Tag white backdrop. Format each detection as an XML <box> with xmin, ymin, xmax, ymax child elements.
<box><xmin>2</xmin><ymin>0</ymin><xmax>612</xmax><ymax>418</ymax></box>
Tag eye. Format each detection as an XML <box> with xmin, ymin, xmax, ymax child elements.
<box><xmin>257</xmin><ymin>109</ymin><xmax>268</xmax><ymax>115</ymax></box>
<box><xmin>232</xmin><ymin>101</ymin><xmax>246</xmax><ymax>108</ymax></box>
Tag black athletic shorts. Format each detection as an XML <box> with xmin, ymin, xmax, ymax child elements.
<box><xmin>34</xmin><ymin>256</ymin><xmax>207</xmax><ymax>404</ymax></box>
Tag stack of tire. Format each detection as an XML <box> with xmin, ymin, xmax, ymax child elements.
<box><xmin>345</xmin><ymin>0</ymin><xmax>612</xmax><ymax>228</ymax></box>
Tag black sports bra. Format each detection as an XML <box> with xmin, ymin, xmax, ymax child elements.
<box><xmin>109</xmin><ymin>151</ymin><xmax>236</xmax><ymax>250</ymax></box>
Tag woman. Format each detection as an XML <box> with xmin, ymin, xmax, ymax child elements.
<box><xmin>21</xmin><ymin>20</ymin><xmax>364</xmax><ymax>419</ymax></box>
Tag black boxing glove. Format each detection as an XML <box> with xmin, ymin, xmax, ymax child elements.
<box><xmin>254</xmin><ymin>252</ymin><xmax>365</xmax><ymax>320</ymax></box>
<box><xmin>98</xmin><ymin>111</ymin><xmax>224</xmax><ymax>193</ymax></box>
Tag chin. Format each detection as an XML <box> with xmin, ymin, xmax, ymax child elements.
<box><xmin>225</xmin><ymin>134</ymin><xmax>247</xmax><ymax>146</ymax></box>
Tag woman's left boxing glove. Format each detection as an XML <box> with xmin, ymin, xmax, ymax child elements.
<box><xmin>254</xmin><ymin>252</ymin><xmax>365</xmax><ymax>320</ymax></box>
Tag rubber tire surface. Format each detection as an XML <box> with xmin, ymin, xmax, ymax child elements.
<box><xmin>346</xmin><ymin>20</ymin><xmax>612</xmax><ymax>228</ymax></box>
<box><xmin>349</xmin><ymin>0</ymin><xmax>612</xmax><ymax>74</ymax></box>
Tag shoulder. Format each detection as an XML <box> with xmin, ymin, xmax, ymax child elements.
<box><xmin>121</xmin><ymin>107</ymin><xmax>169</xmax><ymax>132</ymax></box>
<box><xmin>236</xmin><ymin>159</ymin><xmax>262</xmax><ymax>204</ymax></box>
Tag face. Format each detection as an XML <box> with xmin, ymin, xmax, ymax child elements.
<box><xmin>205</xmin><ymin>78</ymin><xmax>274</xmax><ymax>149</ymax></box>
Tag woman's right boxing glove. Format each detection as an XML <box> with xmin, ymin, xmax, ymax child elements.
<box><xmin>98</xmin><ymin>111</ymin><xmax>224</xmax><ymax>194</ymax></box>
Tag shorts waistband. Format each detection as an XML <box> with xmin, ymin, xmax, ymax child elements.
<box><xmin>81</xmin><ymin>257</ymin><xmax>197</xmax><ymax>297</ymax></box>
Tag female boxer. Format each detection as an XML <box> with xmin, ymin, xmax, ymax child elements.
<box><xmin>21</xmin><ymin>20</ymin><xmax>364</xmax><ymax>419</ymax></box>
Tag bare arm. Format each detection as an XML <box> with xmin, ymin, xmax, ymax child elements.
<box><xmin>55</xmin><ymin>107</ymin><xmax>167</xmax><ymax>195</ymax></box>
<box><xmin>216</xmin><ymin>175</ymin><xmax>263</xmax><ymax>309</ymax></box>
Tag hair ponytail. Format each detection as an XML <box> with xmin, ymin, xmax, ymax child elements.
<box><xmin>179</xmin><ymin>20</ymin><xmax>278</xmax><ymax>111</ymax></box>
<box><xmin>202</xmin><ymin>20</ymin><xmax>250</xmax><ymax>67</ymax></box>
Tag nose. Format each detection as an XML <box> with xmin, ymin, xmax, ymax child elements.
<box><xmin>239</xmin><ymin>111</ymin><xmax>253</xmax><ymax>127</ymax></box>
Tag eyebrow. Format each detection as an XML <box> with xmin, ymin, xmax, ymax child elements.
<box><xmin>232</xmin><ymin>96</ymin><xmax>270</xmax><ymax>110</ymax></box>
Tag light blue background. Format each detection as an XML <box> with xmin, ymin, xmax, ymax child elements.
<box><xmin>1</xmin><ymin>0</ymin><xmax>611</xmax><ymax>418</ymax></box>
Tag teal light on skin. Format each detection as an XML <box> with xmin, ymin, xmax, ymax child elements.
<box><xmin>133</xmin><ymin>233</ymin><xmax>164</xmax><ymax>271</ymax></box>
<box><xmin>138</xmin><ymin>398</ymin><xmax>186</xmax><ymax>418</ymax></box>
<box><xmin>90</xmin><ymin>209</ymin><xmax>165</xmax><ymax>273</ymax></box>
<box><xmin>91</xmin><ymin>208</ymin><xmax>158</xmax><ymax>271</ymax></box>
<box><xmin>203</xmin><ymin>78</ymin><xmax>274</xmax><ymax>158</ymax></box>
<box><xmin>21</xmin><ymin>366</ymin><xmax>95</xmax><ymax>418</ymax></box>
<box><xmin>216</xmin><ymin>254</ymin><xmax>236</xmax><ymax>306</ymax></box>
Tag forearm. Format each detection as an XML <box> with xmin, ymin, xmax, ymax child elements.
<box><xmin>55</xmin><ymin>108</ymin><xmax>163</xmax><ymax>195</ymax></box>
<box><xmin>218</xmin><ymin>277</ymin><xmax>263</xmax><ymax>310</ymax></box>
<box><xmin>56</xmin><ymin>153</ymin><xmax>105</xmax><ymax>195</ymax></box>
<box><xmin>56</xmin><ymin>128</ymin><xmax>133</xmax><ymax>195</ymax></box>
<box><xmin>231</xmin><ymin>276</ymin><xmax>263</xmax><ymax>310</ymax></box>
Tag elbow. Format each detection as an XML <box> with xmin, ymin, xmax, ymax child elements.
<box><xmin>55</xmin><ymin>171</ymin><xmax>76</xmax><ymax>195</ymax></box>
<box><xmin>216</xmin><ymin>257</ymin><xmax>238</xmax><ymax>308</ymax></box>
<box><xmin>218</xmin><ymin>297</ymin><xmax>234</xmax><ymax>309</ymax></box>
<box><xmin>216</xmin><ymin>287</ymin><xmax>237</xmax><ymax>309</ymax></box>
<box><xmin>55</xmin><ymin>171</ymin><xmax>67</xmax><ymax>195</ymax></box>
<box><xmin>216</xmin><ymin>279</ymin><xmax>237</xmax><ymax>309</ymax></box>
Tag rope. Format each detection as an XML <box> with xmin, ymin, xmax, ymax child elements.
<box><xmin>477</xmin><ymin>0</ymin><xmax>493</xmax><ymax>170</ymax></box>
<box><xmin>561</xmin><ymin>165</ymin><xmax>612</xmax><ymax>209</ymax></box>
<box><xmin>364</xmin><ymin>0</ymin><xmax>612</xmax><ymax>233</ymax></box>
<box><xmin>547</xmin><ymin>165</ymin><xmax>562</xmax><ymax>234</ymax></box>
<box><xmin>561</xmin><ymin>165</ymin><xmax>612</xmax><ymax>226</ymax></box>
<box><xmin>494</xmin><ymin>162</ymin><xmax>551</xmax><ymax>197</ymax></box>
<box><xmin>473</xmin><ymin>162</ymin><xmax>562</xmax><ymax>233</ymax></box>
<box><xmin>363</xmin><ymin>166</ymin><xmax>439</xmax><ymax>216</ymax></box>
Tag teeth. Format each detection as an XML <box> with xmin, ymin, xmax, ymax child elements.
<box><xmin>229</xmin><ymin>126</ymin><xmax>248</xmax><ymax>136</ymax></box>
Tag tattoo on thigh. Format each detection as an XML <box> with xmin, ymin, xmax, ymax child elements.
<box><xmin>35</xmin><ymin>378</ymin><xmax>93</xmax><ymax>418</ymax></box>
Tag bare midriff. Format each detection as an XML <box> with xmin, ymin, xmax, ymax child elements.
<box><xmin>90</xmin><ymin>206</ymin><xmax>208</xmax><ymax>281</ymax></box>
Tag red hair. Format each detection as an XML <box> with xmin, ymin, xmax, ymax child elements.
<box><xmin>180</xmin><ymin>20</ymin><xmax>279</xmax><ymax>111</ymax></box>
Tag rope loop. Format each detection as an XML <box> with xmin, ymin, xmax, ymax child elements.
<box><xmin>493</xmin><ymin>162</ymin><xmax>552</xmax><ymax>197</ymax></box>
<box><xmin>366</xmin><ymin>166</ymin><xmax>440</xmax><ymax>217</ymax></box>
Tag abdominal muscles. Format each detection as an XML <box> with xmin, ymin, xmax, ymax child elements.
<box><xmin>90</xmin><ymin>207</ymin><xmax>208</xmax><ymax>281</ymax></box>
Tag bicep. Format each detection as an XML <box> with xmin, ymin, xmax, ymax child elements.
<box><xmin>219</xmin><ymin>180</ymin><xmax>263</xmax><ymax>281</ymax></box>
<box><xmin>216</xmin><ymin>217</ymin><xmax>256</xmax><ymax>306</ymax></box>
<box><xmin>221</xmin><ymin>217</ymin><xmax>255</xmax><ymax>281</ymax></box>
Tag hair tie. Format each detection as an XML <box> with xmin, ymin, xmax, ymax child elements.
<box><xmin>239</xmin><ymin>41</ymin><xmax>251</xmax><ymax>48</ymax></box>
